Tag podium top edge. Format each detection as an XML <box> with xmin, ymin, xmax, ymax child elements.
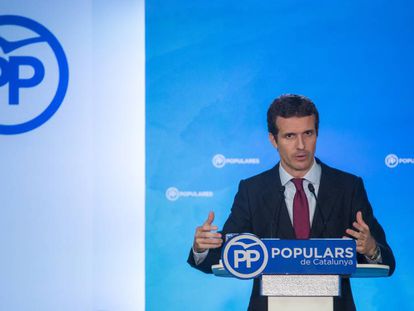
<box><xmin>212</xmin><ymin>263</ymin><xmax>390</xmax><ymax>278</ymax></box>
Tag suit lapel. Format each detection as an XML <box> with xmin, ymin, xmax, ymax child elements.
<box><xmin>261</xmin><ymin>164</ymin><xmax>295</xmax><ymax>239</ymax></box>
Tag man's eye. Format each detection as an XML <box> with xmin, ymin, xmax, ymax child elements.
<box><xmin>285</xmin><ymin>134</ymin><xmax>294</xmax><ymax>139</ymax></box>
<box><xmin>305</xmin><ymin>131</ymin><xmax>314</xmax><ymax>136</ymax></box>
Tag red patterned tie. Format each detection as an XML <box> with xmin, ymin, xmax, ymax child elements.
<box><xmin>292</xmin><ymin>178</ymin><xmax>310</xmax><ymax>239</ymax></box>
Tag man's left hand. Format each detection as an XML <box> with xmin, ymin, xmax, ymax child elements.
<box><xmin>345</xmin><ymin>211</ymin><xmax>377</xmax><ymax>257</ymax></box>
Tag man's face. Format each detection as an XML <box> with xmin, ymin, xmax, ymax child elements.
<box><xmin>269</xmin><ymin>115</ymin><xmax>317</xmax><ymax>178</ymax></box>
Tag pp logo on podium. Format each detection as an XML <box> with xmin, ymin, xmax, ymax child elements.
<box><xmin>222</xmin><ymin>234</ymin><xmax>268</xmax><ymax>279</ymax></box>
<box><xmin>0</xmin><ymin>15</ymin><xmax>69</xmax><ymax>134</ymax></box>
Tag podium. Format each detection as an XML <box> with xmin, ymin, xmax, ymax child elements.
<box><xmin>213</xmin><ymin>261</ymin><xmax>389</xmax><ymax>311</ymax></box>
<box><xmin>262</xmin><ymin>274</ymin><xmax>338</xmax><ymax>311</ymax></box>
<box><xmin>215</xmin><ymin>236</ymin><xmax>390</xmax><ymax>311</ymax></box>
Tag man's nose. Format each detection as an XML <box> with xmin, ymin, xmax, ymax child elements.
<box><xmin>297</xmin><ymin>135</ymin><xmax>305</xmax><ymax>149</ymax></box>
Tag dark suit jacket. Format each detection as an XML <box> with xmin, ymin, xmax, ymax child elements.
<box><xmin>188</xmin><ymin>161</ymin><xmax>395</xmax><ymax>311</ymax></box>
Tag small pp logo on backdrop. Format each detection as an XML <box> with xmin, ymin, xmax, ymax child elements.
<box><xmin>385</xmin><ymin>154</ymin><xmax>399</xmax><ymax>168</ymax></box>
<box><xmin>165</xmin><ymin>187</ymin><xmax>213</xmax><ymax>201</ymax></box>
<box><xmin>0</xmin><ymin>15</ymin><xmax>69</xmax><ymax>134</ymax></box>
<box><xmin>385</xmin><ymin>154</ymin><xmax>414</xmax><ymax>168</ymax></box>
<box><xmin>165</xmin><ymin>187</ymin><xmax>180</xmax><ymax>201</ymax></box>
<box><xmin>222</xmin><ymin>234</ymin><xmax>268</xmax><ymax>279</ymax></box>
<box><xmin>212</xmin><ymin>154</ymin><xmax>226</xmax><ymax>168</ymax></box>
<box><xmin>212</xmin><ymin>154</ymin><xmax>260</xmax><ymax>168</ymax></box>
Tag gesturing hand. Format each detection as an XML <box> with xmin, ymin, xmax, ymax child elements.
<box><xmin>345</xmin><ymin>211</ymin><xmax>377</xmax><ymax>257</ymax></box>
<box><xmin>193</xmin><ymin>211</ymin><xmax>223</xmax><ymax>253</ymax></box>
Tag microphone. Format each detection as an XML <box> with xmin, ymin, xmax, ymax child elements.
<box><xmin>308</xmin><ymin>183</ymin><xmax>327</xmax><ymax>235</ymax></box>
<box><xmin>271</xmin><ymin>186</ymin><xmax>286</xmax><ymax>238</ymax></box>
<box><xmin>307</xmin><ymin>183</ymin><xmax>317</xmax><ymax>196</ymax></box>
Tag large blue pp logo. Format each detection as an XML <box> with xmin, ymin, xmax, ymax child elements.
<box><xmin>0</xmin><ymin>15</ymin><xmax>69</xmax><ymax>134</ymax></box>
<box><xmin>222</xmin><ymin>234</ymin><xmax>268</xmax><ymax>279</ymax></box>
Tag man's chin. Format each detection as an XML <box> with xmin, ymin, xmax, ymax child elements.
<box><xmin>292</xmin><ymin>161</ymin><xmax>313</xmax><ymax>172</ymax></box>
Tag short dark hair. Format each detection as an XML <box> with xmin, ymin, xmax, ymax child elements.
<box><xmin>267</xmin><ymin>94</ymin><xmax>319</xmax><ymax>138</ymax></box>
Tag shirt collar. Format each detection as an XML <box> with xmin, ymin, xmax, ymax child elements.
<box><xmin>279</xmin><ymin>159</ymin><xmax>321</xmax><ymax>186</ymax></box>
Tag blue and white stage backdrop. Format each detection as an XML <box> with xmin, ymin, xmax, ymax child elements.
<box><xmin>147</xmin><ymin>1</ymin><xmax>414</xmax><ymax>310</ymax></box>
<box><xmin>0</xmin><ymin>1</ymin><xmax>145</xmax><ymax>310</ymax></box>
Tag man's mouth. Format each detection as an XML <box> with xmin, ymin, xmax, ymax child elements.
<box><xmin>295</xmin><ymin>153</ymin><xmax>308</xmax><ymax>161</ymax></box>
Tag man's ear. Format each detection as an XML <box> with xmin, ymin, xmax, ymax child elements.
<box><xmin>269</xmin><ymin>133</ymin><xmax>278</xmax><ymax>149</ymax></box>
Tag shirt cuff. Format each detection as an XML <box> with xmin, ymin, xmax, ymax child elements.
<box><xmin>192</xmin><ymin>247</ymin><xmax>209</xmax><ymax>265</ymax></box>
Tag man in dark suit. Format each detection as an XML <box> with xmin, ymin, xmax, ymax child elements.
<box><xmin>188</xmin><ymin>94</ymin><xmax>395</xmax><ymax>310</ymax></box>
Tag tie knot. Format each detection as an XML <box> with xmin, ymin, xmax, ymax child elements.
<box><xmin>292</xmin><ymin>178</ymin><xmax>305</xmax><ymax>191</ymax></box>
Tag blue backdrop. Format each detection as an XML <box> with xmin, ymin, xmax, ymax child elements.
<box><xmin>146</xmin><ymin>1</ymin><xmax>414</xmax><ymax>310</ymax></box>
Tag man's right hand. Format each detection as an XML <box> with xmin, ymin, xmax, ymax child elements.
<box><xmin>193</xmin><ymin>211</ymin><xmax>223</xmax><ymax>253</ymax></box>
